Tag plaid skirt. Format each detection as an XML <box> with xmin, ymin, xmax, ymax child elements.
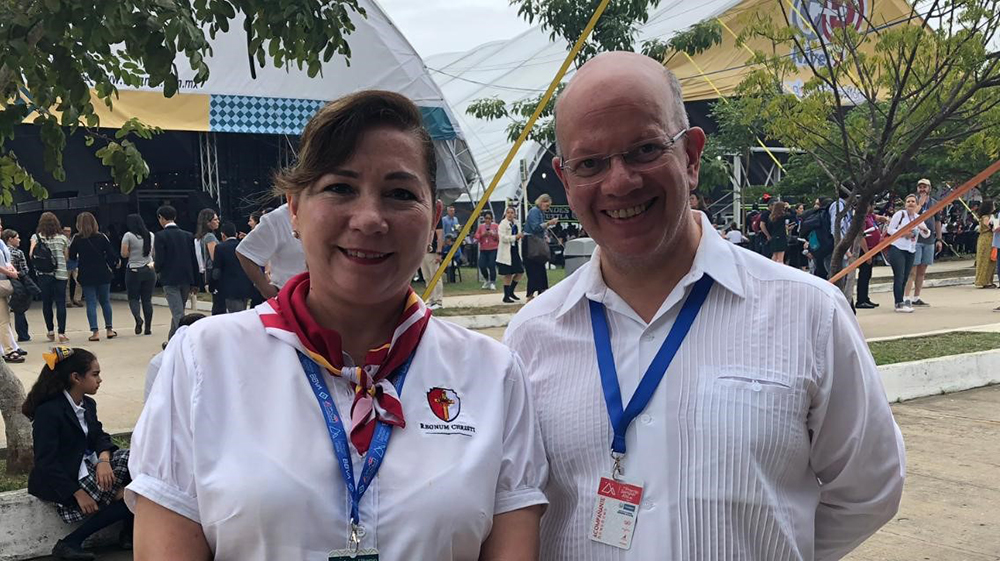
<box><xmin>56</xmin><ymin>449</ymin><xmax>131</xmax><ymax>524</ymax></box>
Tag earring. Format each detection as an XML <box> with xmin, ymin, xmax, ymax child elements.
<box><xmin>292</xmin><ymin>230</ymin><xmax>300</xmax><ymax>239</ymax></box>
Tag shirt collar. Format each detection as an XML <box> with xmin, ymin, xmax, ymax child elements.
<box><xmin>555</xmin><ymin>211</ymin><xmax>745</xmax><ymax>319</ymax></box>
<box><xmin>63</xmin><ymin>390</ymin><xmax>84</xmax><ymax>413</ymax></box>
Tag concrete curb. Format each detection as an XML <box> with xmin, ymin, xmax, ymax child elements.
<box><xmin>0</xmin><ymin>490</ymin><xmax>120</xmax><ymax>561</ymax></box>
<box><xmin>439</xmin><ymin>314</ymin><xmax>515</xmax><ymax>330</ymax></box>
<box><xmin>880</xmin><ymin>348</ymin><xmax>1000</xmax><ymax>402</ymax></box>
<box><xmin>867</xmin><ymin>276</ymin><xmax>974</xmax><ymax>294</ymax></box>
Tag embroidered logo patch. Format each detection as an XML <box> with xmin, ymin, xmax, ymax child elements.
<box><xmin>427</xmin><ymin>387</ymin><xmax>461</xmax><ymax>422</ymax></box>
<box><xmin>421</xmin><ymin>387</ymin><xmax>476</xmax><ymax>437</ymax></box>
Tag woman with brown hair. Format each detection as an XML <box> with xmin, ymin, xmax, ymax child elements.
<box><xmin>128</xmin><ymin>90</ymin><xmax>547</xmax><ymax>560</ymax></box>
<box><xmin>761</xmin><ymin>201</ymin><xmax>790</xmax><ymax>264</ymax></box>
<box><xmin>194</xmin><ymin>208</ymin><xmax>222</xmax><ymax>315</ymax></box>
<box><xmin>30</xmin><ymin>212</ymin><xmax>71</xmax><ymax>342</ymax></box>
<box><xmin>69</xmin><ymin>212</ymin><xmax>118</xmax><ymax>341</ymax></box>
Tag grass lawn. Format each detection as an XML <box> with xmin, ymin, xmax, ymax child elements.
<box><xmin>868</xmin><ymin>331</ymin><xmax>1000</xmax><ymax>366</ymax></box>
<box><xmin>0</xmin><ymin>434</ymin><xmax>131</xmax><ymax>494</ymax></box>
<box><xmin>412</xmin><ymin>267</ymin><xmax>567</xmax><ymax>297</ymax></box>
<box><xmin>435</xmin><ymin>304</ymin><xmax>524</xmax><ymax>317</ymax></box>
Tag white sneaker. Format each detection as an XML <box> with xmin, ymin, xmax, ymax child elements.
<box><xmin>481</xmin><ymin>281</ymin><xmax>490</xmax><ymax>289</ymax></box>
<box><xmin>894</xmin><ymin>303</ymin><xmax>914</xmax><ymax>313</ymax></box>
<box><xmin>489</xmin><ymin>282</ymin><xmax>496</xmax><ymax>290</ymax></box>
<box><xmin>429</xmin><ymin>302</ymin><xmax>443</xmax><ymax>310</ymax></box>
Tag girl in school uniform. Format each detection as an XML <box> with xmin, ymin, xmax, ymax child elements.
<box><xmin>22</xmin><ymin>347</ymin><xmax>133</xmax><ymax>560</ymax></box>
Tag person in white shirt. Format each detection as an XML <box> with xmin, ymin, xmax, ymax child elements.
<box><xmin>236</xmin><ymin>202</ymin><xmax>306</xmax><ymax>300</ymax></box>
<box><xmin>128</xmin><ymin>90</ymin><xmax>547</xmax><ymax>560</ymax></box>
<box><xmin>504</xmin><ymin>52</ymin><xmax>904</xmax><ymax>561</ymax></box>
<box><xmin>724</xmin><ymin>222</ymin><xmax>746</xmax><ymax>245</ymax></box>
<box><xmin>886</xmin><ymin>194</ymin><xmax>932</xmax><ymax>313</ymax></box>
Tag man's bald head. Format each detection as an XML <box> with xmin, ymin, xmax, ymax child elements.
<box><xmin>554</xmin><ymin>52</ymin><xmax>689</xmax><ymax>156</ymax></box>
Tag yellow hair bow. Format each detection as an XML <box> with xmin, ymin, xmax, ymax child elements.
<box><xmin>42</xmin><ymin>346</ymin><xmax>74</xmax><ymax>370</ymax></box>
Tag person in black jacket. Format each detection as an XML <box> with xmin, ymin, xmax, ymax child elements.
<box><xmin>22</xmin><ymin>347</ymin><xmax>132</xmax><ymax>560</ymax></box>
<box><xmin>212</xmin><ymin>221</ymin><xmax>256</xmax><ymax>313</ymax></box>
<box><xmin>69</xmin><ymin>213</ymin><xmax>118</xmax><ymax>342</ymax></box>
<box><xmin>152</xmin><ymin>205</ymin><xmax>199</xmax><ymax>341</ymax></box>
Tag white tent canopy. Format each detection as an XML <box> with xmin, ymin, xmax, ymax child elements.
<box><xmin>425</xmin><ymin>0</ymin><xmax>742</xmax><ymax>202</ymax></box>
<box><xmin>98</xmin><ymin>0</ymin><xmax>481</xmax><ymax>202</ymax></box>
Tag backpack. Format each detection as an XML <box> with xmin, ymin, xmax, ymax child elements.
<box><xmin>8</xmin><ymin>279</ymin><xmax>31</xmax><ymax>314</ymax></box>
<box><xmin>799</xmin><ymin>207</ymin><xmax>833</xmax><ymax>246</ymax></box>
<box><xmin>750</xmin><ymin>213</ymin><xmax>763</xmax><ymax>233</ymax></box>
<box><xmin>32</xmin><ymin>236</ymin><xmax>56</xmax><ymax>274</ymax></box>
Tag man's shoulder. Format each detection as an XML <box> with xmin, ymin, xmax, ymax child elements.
<box><xmin>506</xmin><ymin>263</ymin><xmax>589</xmax><ymax>338</ymax></box>
<box><xmin>738</xmin><ymin>244</ymin><xmax>840</xmax><ymax>295</ymax></box>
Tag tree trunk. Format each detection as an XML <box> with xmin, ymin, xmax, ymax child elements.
<box><xmin>828</xmin><ymin>193</ymin><xmax>876</xmax><ymax>297</ymax></box>
<box><xmin>0</xmin><ymin>359</ymin><xmax>33</xmax><ymax>474</ymax></box>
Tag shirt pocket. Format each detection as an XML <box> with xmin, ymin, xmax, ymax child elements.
<box><xmin>712</xmin><ymin>365</ymin><xmax>797</xmax><ymax>393</ymax></box>
<box><xmin>681</xmin><ymin>366</ymin><xmax>810</xmax><ymax>498</ymax></box>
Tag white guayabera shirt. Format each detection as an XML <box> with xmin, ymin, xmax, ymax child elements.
<box><xmin>505</xmin><ymin>211</ymin><xmax>905</xmax><ymax>561</ymax></box>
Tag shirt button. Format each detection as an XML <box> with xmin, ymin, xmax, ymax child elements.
<box><xmin>642</xmin><ymin>500</ymin><xmax>655</xmax><ymax>510</ymax></box>
<box><xmin>640</xmin><ymin>414</ymin><xmax>653</xmax><ymax>425</ymax></box>
<box><xmin>642</xmin><ymin>334</ymin><xmax>655</xmax><ymax>342</ymax></box>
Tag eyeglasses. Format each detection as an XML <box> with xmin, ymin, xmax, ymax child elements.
<box><xmin>559</xmin><ymin>129</ymin><xmax>688</xmax><ymax>186</ymax></box>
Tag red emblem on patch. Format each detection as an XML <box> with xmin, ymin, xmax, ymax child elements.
<box><xmin>427</xmin><ymin>387</ymin><xmax>461</xmax><ymax>422</ymax></box>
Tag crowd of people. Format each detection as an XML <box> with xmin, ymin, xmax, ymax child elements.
<box><xmin>0</xmin><ymin>200</ymin><xmax>306</xmax><ymax>365</ymax></box>
<box><xmin>21</xmin><ymin>54</ymin><xmax>906</xmax><ymax>561</ymax></box>
<box><xmin>716</xmin><ymin>177</ymin><xmax>1000</xmax><ymax>313</ymax></box>
<box><xmin>423</xmin><ymin>194</ymin><xmax>576</xmax><ymax>307</ymax></box>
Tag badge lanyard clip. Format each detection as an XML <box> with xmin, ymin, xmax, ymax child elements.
<box><xmin>610</xmin><ymin>452</ymin><xmax>625</xmax><ymax>481</ymax></box>
<box><xmin>349</xmin><ymin>524</ymin><xmax>363</xmax><ymax>554</ymax></box>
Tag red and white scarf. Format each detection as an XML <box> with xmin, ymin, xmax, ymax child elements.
<box><xmin>258</xmin><ymin>272</ymin><xmax>432</xmax><ymax>454</ymax></box>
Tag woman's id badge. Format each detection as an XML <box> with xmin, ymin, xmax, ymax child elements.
<box><xmin>588</xmin><ymin>477</ymin><xmax>643</xmax><ymax>550</ymax></box>
<box><xmin>328</xmin><ymin>549</ymin><xmax>379</xmax><ymax>561</ymax></box>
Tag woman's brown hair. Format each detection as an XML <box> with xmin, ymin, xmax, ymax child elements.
<box><xmin>36</xmin><ymin>212</ymin><xmax>62</xmax><ymax>237</ymax></box>
<box><xmin>771</xmin><ymin>201</ymin><xmax>787</xmax><ymax>219</ymax></box>
<box><xmin>75</xmin><ymin>212</ymin><xmax>99</xmax><ymax>238</ymax></box>
<box><xmin>979</xmin><ymin>199</ymin><xmax>994</xmax><ymax>217</ymax></box>
<box><xmin>273</xmin><ymin>90</ymin><xmax>437</xmax><ymax>200</ymax></box>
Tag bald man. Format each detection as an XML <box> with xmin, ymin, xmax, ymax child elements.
<box><xmin>504</xmin><ymin>52</ymin><xmax>904</xmax><ymax>560</ymax></box>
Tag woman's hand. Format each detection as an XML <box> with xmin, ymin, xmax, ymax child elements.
<box><xmin>96</xmin><ymin>460</ymin><xmax>116</xmax><ymax>491</ymax></box>
<box><xmin>547</xmin><ymin>218</ymin><xmax>558</xmax><ymax>227</ymax></box>
<box><xmin>75</xmin><ymin>489</ymin><xmax>99</xmax><ymax>515</ymax></box>
<box><xmin>516</xmin><ymin>233</ymin><xmax>524</xmax><ymax>240</ymax></box>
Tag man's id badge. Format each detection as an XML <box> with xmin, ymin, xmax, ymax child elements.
<box><xmin>328</xmin><ymin>549</ymin><xmax>379</xmax><ymax>561</ymax></box>
<box><xmin>588</xmin><ymin>477</ymin><xmax>643</xmax><ymax>550</ymax></box>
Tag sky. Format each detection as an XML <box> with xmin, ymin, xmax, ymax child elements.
<box><xmin>377</xmin><ymin>0</ymin><xmax>534</xmax><ymax>58</ymax></box>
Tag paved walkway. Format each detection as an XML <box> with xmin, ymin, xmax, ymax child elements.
<box><xmin>846</xmin><ymin>385</ymin><xmax>1000</xmax><ymax>561</ymax></box>
<box><xmin>2</xmin><ymin>300</ymin><xmax>182</xmax><ymax>447</ymax></box>
<box><xmin>444</xmin><ymin>259</ymin><xmax>976</xmax><ymax>309</ymax></box>
<box><xmin>28</xmin><ymin>385</ymin><xmax>1000</xmax><ymax>561</ymax></box>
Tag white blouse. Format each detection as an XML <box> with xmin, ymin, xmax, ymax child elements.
<box><xmin>127</xmin><ymin>309</ymin><xmax>547</xmax><ymax>560</ymax></box>
<box><xmin>887</xmin><ymin>210</ymin><xmax>930</xmax><ymax>253</ymax></box>
<box><xmin>63</xmin><ymin>391</ymin><xmax>95</xmax><ymax>480</ymax></box>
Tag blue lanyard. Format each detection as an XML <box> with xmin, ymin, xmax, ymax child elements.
<box><xmin>297</xmin><ymin>352</ymin><xmax>412</xmax><ymax>527</ymax></box>
<box><xmin>589</xmin><ymin>275</ymin><xmax>714</xmax><ymax>456</ymax></box>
